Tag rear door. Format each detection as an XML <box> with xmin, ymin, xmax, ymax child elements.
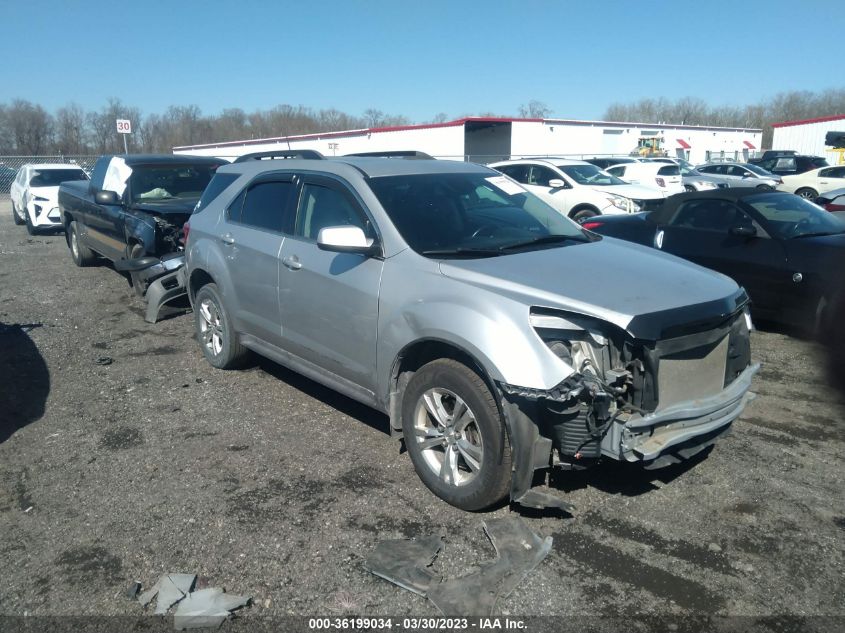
<box><xmin>817</xmin><ymin>166</ymin><xmax>845</xmax><ymax>194</ymax></box>
<box><xmin>656</xmin><ymin>197</ymin><xmax>788</xmax><ymax>311</ymax></box>
<box><xmin>277</xmin><ymin>175</ymin><xmax>383</xmax><ymax>392</ymax></box>
<box><xmin>219</xmin><ymin>175</ymin><xmax>296</xmax><ymax>347</ymax></box>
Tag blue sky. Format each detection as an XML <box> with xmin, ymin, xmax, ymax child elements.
<box><xmin>3</xmin><ymin>0</ymin><xmax>842</xmax><ymax>122</ymax></box>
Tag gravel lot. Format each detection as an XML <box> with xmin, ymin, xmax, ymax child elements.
<box><xmin>1</xmin><ymin>198</ymin><xmax>843</xmax><ymax>626</ymax></box>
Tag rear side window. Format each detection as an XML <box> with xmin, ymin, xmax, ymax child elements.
<box><xmin>238</xmin><ymin>181</ymin><xmax>295</xmax><ymax>233</ymax></box>
<box><xmin>657</xmin><ymin>165</ymin><xmax>680</xmax><ymax>176</ymax></box>
<box><xmin>194</xmin><ymin>173</ymin><xmax>238</xmax><ymax>214</ymax></box>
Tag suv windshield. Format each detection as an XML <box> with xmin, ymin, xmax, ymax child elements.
<box><xmin>745</xmin><ymin>192</ymin><xmax>845</xmax><ymax>239</ymax></box>
<box><xmin>556</xmin><ymin>164</ymin><xmax>626</xmax><ymax>186</ymax></box>
<box><xmin>128</xmin><ymin>164</ymin><xmax>219</xmax><ymax>203</ymax></box>
<box><xmin>29</xmin><ymin>169</ymin><xmax>88</xmax><ymax>187</ymax></box>
<box><xmin>368</xmin><ymin>172</ymin><xmax>588</xmax><ymax>257</ymax></box>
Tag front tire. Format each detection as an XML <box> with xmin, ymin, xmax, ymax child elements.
<box><xmin>401</xmin><ymin>359</ymin><xmax>511</xmax><ymax>511</ymax></box>
<box><xmin>12</xmin><ymin>202</ymin><xmax>25</xmax><ymax>225</ymax></box>
<box><xmin>796</xmin><ymin>187</ymin><xmax>818</xmax><ymax>201</ymax></box>
<box><xmin>68</xmin><ymin>221</ymin><xmax>96</xmax><ymax>266</ymax></box>
<box><xmin>570</xmin><ymin>207</ymin><xmax>598</xmax><ymax>222</ymax></box>
<box><xmin>25</xmin><ymin>210</ymin><xmax>36</xmax><ymax>235</ymax></box>
<box><xmin>194</xmin><ymin>283</ymin><xmax>249</xmax><ymax>369</ymax></box>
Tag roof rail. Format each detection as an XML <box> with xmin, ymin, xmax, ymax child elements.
<box><xmin>344</xmin><ymin>150</ymin><xmax>435</xmax><ymax>160</ymax></box>
<box><xmin>233</xmin><ymin>149</ymin><xmax>324</xmax><ymax>163</ymax></box>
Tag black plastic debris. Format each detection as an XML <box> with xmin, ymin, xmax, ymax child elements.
<box><xmin>95</xmin><ymin>356</ymin><xmax>113</xmax><ymax>366</ymax></box>
<box><xmin>363</xmin><ymin>534</ymin><xmax>444</xmax><ymax>595</ymax></box>
<box><xmin>364</xmin><ymin>516</ymin><xmax>552</xmax><ymax>616</ymax></box>
<box><xmin>126</xmin><ymin>580</ymin><xmax>142</xmax><ymax>599</ymax></box>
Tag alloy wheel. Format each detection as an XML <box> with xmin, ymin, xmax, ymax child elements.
<box><xmin>198</xmin><ymin>298</ymin><xmax>225</xmax><ymax>357</ymax></box>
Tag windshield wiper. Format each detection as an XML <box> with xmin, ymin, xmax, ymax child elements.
<box><xmin>421</xmin><ymin>247</ymin><xmax>504</xmax><ymax>258</ymax></box>
<box><xmin>498</xmin><ymin>234</ymin><xmax>587</xmax><ymax>251</ymax></box>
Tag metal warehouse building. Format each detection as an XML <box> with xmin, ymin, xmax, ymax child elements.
<box><xmin>174</xmin><ymin>117</ymin><xmax>762</xmax><ymax>166</ymax></box>
<box><xmin>771</xmin><ymin>114</ymin><xmax>845</xmax><ymax>164</ymax></box>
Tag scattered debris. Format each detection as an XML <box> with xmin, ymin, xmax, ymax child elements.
<box><xmin>364</xmin><ymin>516</ymin><xmax>552</xmax><ymax>616</ymax></box>
<box><xmin>23</xmin><ymin>506</ymin><xmax>33</xmax><ymax>513</ymax></box>
<box><xmin>173</xmin><ymin>587</ymin><xmax>251</xmax><ymax>630</ymax></box>
<box><xmin>515</xmin><ymin>489</ymin><xmax>575</xmax><ymax>513</ymax></box>
<box><xmin>136</xmin><ymin>572</ymin><xmax>250</xmax><ymax>629</ymax></box>
<box><xmin>95</xmin><ymin>356</ymin><xmax>114</xmax><ymax>366</ymax></box>
<box><xmin>126</xmin><ymin>581</ymin><xmax>142</xmax><ymax>599</ymax></box>
<box><xmin>364</xmin><ymin>533</ymin><xmax>444</xmax><ymax>595</ymax></box>
<box><xmin>138</xmin><ymin>573</ymin><xmax>196</xmax><ymax>614</ymax></box>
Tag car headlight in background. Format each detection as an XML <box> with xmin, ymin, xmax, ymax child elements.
<box><xmin>605</xmin><ymin>194</ymin><xmax>637</xmax><ymax>213</ymax></box>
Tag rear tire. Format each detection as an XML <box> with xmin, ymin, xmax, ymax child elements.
<box><xmin>194</xmin><ymin>283</ymin><xmax>249</xmax><ymax>369</ymax></box>
<box><xmin>401</xmin><ymin>358</ymin><xmax>511</xmax><ymax>511</ymax></box>
<box><xmin>12</xmin><ymin>202</ymin><xmax>24</xmax><ymax>225</ymax></box>
<box><xmin>68</xmin><ymin>221</ymin><xmax>96</xmax><ymax>267</ymax></box>
<box><xmin>795</xmin><ymin>187</ymin><xmax>818</xmax><ymax>201</ymax></box>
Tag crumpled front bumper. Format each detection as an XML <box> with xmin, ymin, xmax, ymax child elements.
<box><xmin>609</xmin><ymin>362</ymin><xmax>760</xmax><ymax>464</ymax></box>
<box><xmin>114</xmin><ymin>253</ymin><xmax>188</xmax><ymax>323</ymax></box>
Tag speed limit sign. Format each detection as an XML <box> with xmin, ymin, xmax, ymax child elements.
<box><xmin>116</xmin><ymin>119</ymin><xmax>132</xmax><ymax>134</ymax></box>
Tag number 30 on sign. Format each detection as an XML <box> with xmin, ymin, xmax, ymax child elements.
<box><xmin>116</xmin><ymin>119</ymin><xmax>132</xmax><ymax>134</ymax></box>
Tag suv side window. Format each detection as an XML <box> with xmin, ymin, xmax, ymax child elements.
<box><xmin>295</xmin><ymin>182</ymin><xmax>370</xmax><ymax>241</ymax></box>
<box><xmin>528</xmin><ymin>165</ymin><xmax>557</xmax><ymax>187</ymax></box>
<box><xmin>496</xmin><ymin>164</ymin><xmax>529</xmax><ymax>184</ymax></box>
<box><xmin>233</xmin><ymin>180</ymin><xmax>295</xmax><ymax>232</ymax></box>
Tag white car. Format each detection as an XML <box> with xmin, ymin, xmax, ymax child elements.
<box><xmin>605</xmin><ymin>162</ymin><xmax>685</xmax><ymax>196</ymax></box>
<box><xmin>777</xmin><ymin>165</ymin><xmax>845</xmax><ymax>200</ymax></box>
<box><xmin>815</xmin><ymin>187</ymin><xmax>845</xmax><ymax>211</ymax></box>
<box><xmin>10</xmin><ymin>163</ymin><xmax>89</xmax><ymax>234</ymax></box>
<box><xmin>489</xmin><ymin>158</ymin><xmax>665</xmax><ymax>221</ymax></box>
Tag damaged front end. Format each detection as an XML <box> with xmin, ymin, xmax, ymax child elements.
<box><xmin>114</xmin><ymin>252</ymin><xmax>188</xmax><ymax>323</ymax></box>
<box><xmin>500</xmin><ymin>301</ymin><xmax>759</xmax><ymax>508</ymax></box>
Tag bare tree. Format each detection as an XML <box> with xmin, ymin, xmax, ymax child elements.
<box><xmin>55</xmin><ymin>103</ymin><xmax>87</xmax><ymax>154</ymax></box>
<box><xmin>6</xmin><ymin>99</ymin><xmax>53</xmax><ymax>154</ymax></box>
<box><xmin>518</xmin><ymin>100</ymin><xmax>552</xmax><ymax>118</ymax></box>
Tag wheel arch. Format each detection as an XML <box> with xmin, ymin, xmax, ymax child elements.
<box><xmin>188</xmin><ymin>267</ymin><xmax>216</xmax><ymax>305</ymax></box>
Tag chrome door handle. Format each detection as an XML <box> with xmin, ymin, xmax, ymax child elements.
<box><xmin>221</xmin><ymin>234</ymin><xmax>235</xmax><ymax>245</ymax></box>
<box><xmin>282</xmin><ymin>255</ymin><xmax>302</xmax><ymax>270</ymax></box>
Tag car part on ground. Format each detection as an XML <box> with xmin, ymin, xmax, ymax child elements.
<box><xmin>113</xmin><ymin>253</ymin><xmax>189</xmax><ymax>323</ymax></box>
<box><xmin>184</xmin><ymin>156</ymin><xmax>757</xmax><ymax>511</ymax></box>
<box><xmin>364</xmin><ymin>516</ymin><xmax>551</xmax><ymax>616</ymax></box>
<box><xmin>136</xmin><ymin>572</ymin><xmax>250</xmax><ymax>629</ymax></box>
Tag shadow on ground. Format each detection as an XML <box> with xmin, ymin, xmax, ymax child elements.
<box><xmin>0</xmin><ymin>322</ymin><xmax>50</xmax><ymax>442</ymax></box>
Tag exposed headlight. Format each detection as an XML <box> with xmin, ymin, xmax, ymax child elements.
<box><xmin>605</xmin><ymin>194</ymin><xmax>633</xmax><ymax>212</ymax></box>
<box><xmin>529</xmin><ymin>310</ymin><xmax>609</xmax><ymax>347</ymax></box>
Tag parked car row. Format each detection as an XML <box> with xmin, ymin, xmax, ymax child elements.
<box><xmin>33</xmin><ymin>151</ymin><xmax>759</xmax><ymax>513</ymax></box>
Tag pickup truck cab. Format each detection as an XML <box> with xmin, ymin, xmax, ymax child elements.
<box><xmin>59</xmin><ymin>154</ymin><xmax>227</xmax><ymax>298</ymax></box>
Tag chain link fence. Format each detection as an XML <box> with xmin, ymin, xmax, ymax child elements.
<box><xmin>0</xmin><ymin>155</ymin><xmax>99</xmax><ymax>196</ymax></box>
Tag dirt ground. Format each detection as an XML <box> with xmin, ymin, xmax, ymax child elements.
<box><xmin>0</xmin><ymin>198</ymin><xmax>843</xmax><ymax>627</ymax></box>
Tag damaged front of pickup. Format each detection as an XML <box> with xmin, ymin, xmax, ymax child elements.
<box><xmin>499</xmin><ymin>292</ymin><xmax>759</xmax><ymax>510</ymax></box>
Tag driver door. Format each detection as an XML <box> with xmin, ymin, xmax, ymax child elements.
<box><xmin>656</xmin><ymin>197</ymin><xmax>788</xmax><ymax>312</ymax></box>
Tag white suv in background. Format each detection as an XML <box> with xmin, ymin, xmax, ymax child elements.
<box><xmin>11</xmin><ymin>163</ymin><xmax>89</xmax><ymax>234</ymax></box>
<box><xmin>605</xmin><ymin>162</ymin><xmax>685</xmax><ymax>196</ymax></box>
<box><xmin>489</xmin><ymin>158</ymin><xmax>665</xmax><ymax>221</ymax></box>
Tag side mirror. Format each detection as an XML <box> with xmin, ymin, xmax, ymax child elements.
<box><xmin>729</xmin><ymin>225</ymin><xmax>757</xmax><ymax>238</ymax></box>
<box><xmin>317</xmin><ymin>225</ymin><xmax>378</xmax><ymax>255</ymax></box>
<box><xmin>548</xmin><ymin>178</ymin><xmax>566</xmax><ymax>189</ymax></box>
<box><xmin>95</xmin><ymin>190</ymin><xmax>121</xmax><ymax>205</ymax></box>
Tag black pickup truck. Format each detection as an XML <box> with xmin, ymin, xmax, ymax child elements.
<box><xmin>59</xmin><ymin>154</ymin><xmax>226</xmax><ymax>320</ymax></box>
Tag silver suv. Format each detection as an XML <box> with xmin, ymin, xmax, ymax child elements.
<box><xmin>184</xmin><ymin>155</ymin><xmax>758</xmax><ymax>511</ymax></box>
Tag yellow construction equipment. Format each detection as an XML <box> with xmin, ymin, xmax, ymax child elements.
<box><xmin>632</xmin><ymin>136</ymin><xmax>667</xmax><ymax>157</ymax></box>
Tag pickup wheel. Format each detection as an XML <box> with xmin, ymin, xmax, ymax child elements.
<box><xmin>194</xmin><ymin>283</ymin><xmax>249</xmax><ymax>369</ymax></box>
<box><xmin>69</xmin><ymin>221</ymin><xmax>96</xmax><ymax>267</ymax></box>
<box><xmin>127</xmin><ymin>243</ymin><xmax>147</xmax><ymax>297</ymax></box>
<box><xmin>401</xmin><ymin>359</ymin><xmax>511</xmax><ymax>511</ymax></box>
<box><xmin>12</xmin><ymin>201</ymin><xmax>25</xmax><ymax>226</ymax></box>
